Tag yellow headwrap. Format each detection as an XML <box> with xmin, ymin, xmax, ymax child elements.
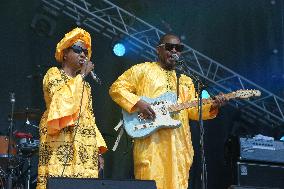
<box><xmin>55</xmin><ymin>27</ymin><xmax>92</xmax><ymax>63</ymax></box>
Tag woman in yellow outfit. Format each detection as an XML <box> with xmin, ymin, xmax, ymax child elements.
<box><xmin>109</xmin><ymin>34</ymin><xmax>227</xmax><ymax>189</ymax></box>
<box><xmin>36</xmin><ymin>28</ymin><xmax>107</xmax><ymax>189</ymax></box>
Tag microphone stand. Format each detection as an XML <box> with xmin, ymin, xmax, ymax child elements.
<box><xmin>7</xmin><ymin>93</ymin><xmax>16</xmax><ymax>189</ymax></box>
<box><xmin>175</xmin><ymin>62</ymin><xmax>208</xmax><ymax>189</ymax></box>
<box><xmin>197</xmin><ymin>79</ymin><xmax>208</xmax><ymax>189</ymax></box>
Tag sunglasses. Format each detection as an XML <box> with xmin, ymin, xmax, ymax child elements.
<box><xmin>69</xmin><ymin>45</ymin><xmax>88</xmax><ymax>56</ymax></box>
<box><xmin>158</xmin><ymin>43</ymin><xmax>184</xmax><ymax>52</ymax></box>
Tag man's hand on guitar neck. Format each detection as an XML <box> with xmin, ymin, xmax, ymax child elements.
<box><xmin>134</xmin><ymin>100</ymin><xmax>156</xmax><ymax>120</ymax></box>
<box><xmin>211</xmin><ymin>92</ymin><xmax>229</xmax><ymax>110</ymax></box>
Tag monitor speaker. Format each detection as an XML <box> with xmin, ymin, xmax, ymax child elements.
<box><xmin>47</xmin><ymin>177</ymin><xmax>157</xmax><ymax>189</ymax></box>
<box><xmin>236</xmin><ymin>162</ymin><xmax>284</xmax><ymax>189</ymax></box>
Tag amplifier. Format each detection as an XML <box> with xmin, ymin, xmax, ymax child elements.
<box><xmin>239</xmin><ymin>137</ymin><xmax>284</xmax><ymax>164</ymax></box>
<box><xmin>47</xmin><ymin>177</ymin><xmax>157</xmax><ymax>189</ymax></box>
<box><xmin>237</xmin><ymin>162</ymin><xmax>284</xmax><ymax>189</ymax></box>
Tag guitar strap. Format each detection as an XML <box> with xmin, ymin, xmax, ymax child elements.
<box><xmin>176</xmin><ymin>71</ymin><xmax>181</xmax><ymax>101</ymax></box>
<box><xmin>112</xmin><ymin>119</ymin><xmax>124</xmax><ymax>151</ymax></box>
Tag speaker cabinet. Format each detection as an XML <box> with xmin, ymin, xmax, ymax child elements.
<box><xmin>47</xmin><ymin>177</ymin><xmax>157</xmax><ymax>189</ymax></box>
<box><xmin>237</xmin><ymin>162</ymin><xmax>284</xmax><ymax>189</ymax></box>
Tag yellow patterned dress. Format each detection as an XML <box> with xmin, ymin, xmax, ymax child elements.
<box><xmin>109</xmin><ymin>62</ymin><xmax>218</xmax><ymax>189</ymax></box>
<box><xmin>36</xmin><ymin>67</ymin><xmax>107</xmax><ymax>189</ymax></box>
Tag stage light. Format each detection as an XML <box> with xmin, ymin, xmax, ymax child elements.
<box><xmin>113</xmin><ymin>43</ymin><xmax>126</xmax><ymax>57</ymax></box>
<box><xmin>31</xmin><ymin>5</ymin><xmax>58</xmax><ymax>37</ymax></box>
<box><xmin>202</xmin><ymin>90</ymin><xmax>210</xmax><ymax>99</ymax></box>
<box><xmin>31</xmin><ymin>14</ymin><xmax>56</xmax><ymax>36</ymax></box>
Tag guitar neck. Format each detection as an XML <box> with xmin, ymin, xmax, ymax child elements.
<box><xmin>168</xmin><ymin>92</ymin><xmax>236</xmax><ymax>112</ymax></box>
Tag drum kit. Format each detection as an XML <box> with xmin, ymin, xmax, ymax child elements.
<box><xmin>1</xmin><ymin>94</ymin><xmax>40</xmax><ymax>189</ymax></box>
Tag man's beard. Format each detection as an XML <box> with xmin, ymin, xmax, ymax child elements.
<box><xmin>161</xmin><ymin>59</ymin><xmax>175</xmax><ymax>70</ymax></box>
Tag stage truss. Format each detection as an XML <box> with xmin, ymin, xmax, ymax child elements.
<box><xmin>41</xmin><ymin>0</ymin><xmax>284</xmax><ymax>128</ymax></box>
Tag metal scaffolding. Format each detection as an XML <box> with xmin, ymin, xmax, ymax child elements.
<box><xmin>41</xmin><ymin>0</ymin><xmax>284</xmax><ymax>128</ymax></box>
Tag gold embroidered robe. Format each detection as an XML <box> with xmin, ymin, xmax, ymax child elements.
<box><xmin>109</xmin><ymin>62</ymin><xmax>218</xmax><ymax>189</ymax></box>
<box><xmin>36</xmin><ymin>67</ymin><xmax>107</xmax><ymax>189</ymax></box>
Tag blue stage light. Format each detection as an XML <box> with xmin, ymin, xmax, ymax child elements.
<box><xmin>202</xmin><ymin>90</ymin><xmax>210</xmax><ymax>99</ymax></box>
<box><xmin>113</xmin><ymin>43</ymin><xmax>126</xmax><ymax>57</ymax></box>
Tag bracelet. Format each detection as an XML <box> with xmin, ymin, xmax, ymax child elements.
<box><xmin>81</xmin><ymin>73</ymin><xmax>86</xmax><ymax>79</ymax></box>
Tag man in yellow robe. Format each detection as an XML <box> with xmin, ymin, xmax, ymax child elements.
<box><xmin>109</xmin><ymin>34</ymin><xmax>226</xmax><ymax>189</ymax></box>
<box><xmin>36</xmin><ymin>28</ymin><xmax>107</xmax><ymax>189</ymax></box>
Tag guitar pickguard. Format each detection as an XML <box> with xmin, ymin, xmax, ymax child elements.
<box><xmin>122</xmin><ymin>92</ymin><xmax>181</xmax><ymax>138</ymax></box>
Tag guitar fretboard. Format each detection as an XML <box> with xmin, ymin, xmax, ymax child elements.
<box><xmin>168</xmin><ymin>93</ymin><xmax>237</xmax><ymax>112</ymax></box>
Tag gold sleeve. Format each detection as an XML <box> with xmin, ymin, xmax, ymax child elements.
<box><xmin>94</xmin><ymin>124</ymin><xmax>108</xmax><ymax>154</ymax></box>
<box><xmin>44</xmin><ymin>68</ymin><xmax>88</xmax><ymax>135</ymax></box>
<box><xmin>109</xmin><ymin>65</ymin><xmax>141</xmax><ymax>113</ymax></box>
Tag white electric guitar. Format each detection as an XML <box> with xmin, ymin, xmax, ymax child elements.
<box><xmin>122</xmin><ymin>89</ymin><xmax>261</xmax><ymax>139</ymax></box>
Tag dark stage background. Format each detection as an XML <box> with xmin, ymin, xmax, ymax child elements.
<box><xmin>0</xmin><ymin>0</ymin><xmax>283</xmax><ymax>189</ymax></box>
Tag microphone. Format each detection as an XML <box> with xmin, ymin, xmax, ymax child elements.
<box><xmin>170</xmin><ymin>55</ymin><xmax>206</xmax><ymax>87</ymax></box>
<box><xmin>171</xmin><ymin>53</ymin><xmax>180</xmax><ymax>61</ymax></box>
<box><xmin>171</xmin><ymin>53</ymin><xmax>184</xmax><ymax>65</ymax></box>
<box><xmin>83</xmin><ymin>58</ymin><xmax>102</xmax><ymax>85</ymax></box>
<box><xmin>90</xmin><ymin>71</ymin><xmax>102</xmax><ymax>85</ymax></box>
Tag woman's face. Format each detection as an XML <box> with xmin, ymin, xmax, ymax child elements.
<box><xmin>64</xmin><ymin>41</ymin><xmax>88</xmax><ymax>71</ymax></box>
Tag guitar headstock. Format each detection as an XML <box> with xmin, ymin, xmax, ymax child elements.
<box><xmin>234</xmin><ymin>89</ymin><xmax>261</xmax><ymax>99</ymax></box>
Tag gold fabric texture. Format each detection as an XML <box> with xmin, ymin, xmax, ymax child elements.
<box><xmin>109</xmin><ymin>62</ymin><xmax>218</xmax><ymax>189</ymax></box>
<box><xmin>55</xmin><ymin>27</ymin><xmax>92</xmax><ymax>63</ymax></box>
<box><xmin>36</xmin><ymin>67</ymin><xmax>107</xmax><ymax>189</ymax></box>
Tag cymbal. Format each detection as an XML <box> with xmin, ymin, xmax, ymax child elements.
<box><xmin>11</xmin><ymin>107</ymin><xmax>41</xmax><ymax>120</ymax></box>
